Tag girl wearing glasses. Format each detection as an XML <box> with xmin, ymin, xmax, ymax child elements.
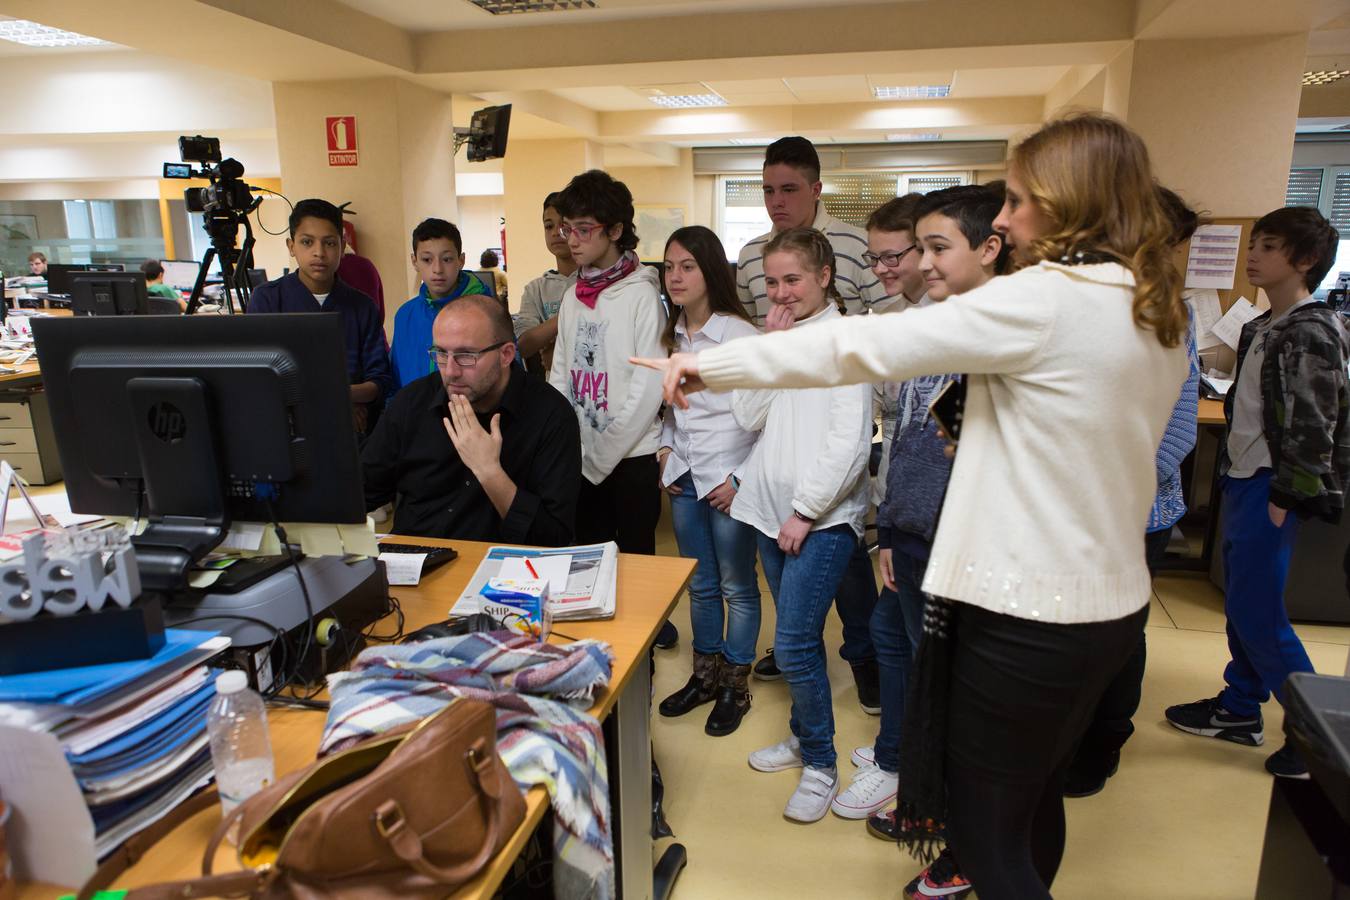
<box><xmin>548</xmin><ymin>170</ymin><xmax>668</xmax><ymax>561</ymax></box>
<box><xmin>655</xmin><ymin>226</ymin><xmax>763</xmax><ymax>737</ymax></box>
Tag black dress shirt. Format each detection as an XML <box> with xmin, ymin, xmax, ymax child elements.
<box><xmin>362</xmin><ymin>367</ymin><xmax>581</xmax><ymax>546</ymax></box>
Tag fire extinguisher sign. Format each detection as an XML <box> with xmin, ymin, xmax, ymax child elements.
<box><xmin>326</xmin><ymin>116</ymin><xmax>358</xmax><ymax>167</ymax></box>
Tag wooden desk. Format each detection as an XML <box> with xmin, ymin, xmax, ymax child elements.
<box><xmin>1198</xmin><ymin>397</ymin><xmax>1225</xmax><ymax>427</ymax></box>
<box><xmin>17</xmin><ymin>540</ymin><xmax>694</xmax><ymax>900</ymax></box>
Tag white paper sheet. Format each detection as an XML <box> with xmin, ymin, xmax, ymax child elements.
<box><xmin>379</xmin><ymin>551</ymin><xmax>426</xmax><ymax>586</ymax></box>
<box><xmin>499</xmin><ymin>554</ymin><xmax>572</xmax><ymax>596</ymax></box>
<box><xmin>1185</xmin><ymin>223</ymin><xmax>1243</xmax><ymax>290</ymax></box>
<box><xmin>217</xmin><ymin>522</ymin><xmax>265</xmax><ymax>552</ymax></box>
<box><xmin>1185</xmin><ymin>288</ymin><xmax>1225</xmax><ymax>351</ymax></box>
<box><xmin>1210</xmin><ymin>297</ymin><xmax>1260</xmax><ymax>350</ymax></box>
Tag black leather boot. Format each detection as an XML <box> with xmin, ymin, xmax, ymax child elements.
<box><xmin>705</xmin><ymin>661</ymin><xmax>752</xmax><ymax>736</ymax></box>
<box><xmin>658</xmin><ymin>651</ymin><xmax>722</xmax><ymax>717</ymax></box>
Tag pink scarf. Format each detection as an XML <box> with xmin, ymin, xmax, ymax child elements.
<box><xmin>574</xmin><ymin>251</ymin><xmax>639</xmax><ymax>309</ymax></box>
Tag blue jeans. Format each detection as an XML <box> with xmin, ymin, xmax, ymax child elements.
<box><xmin>870</xmin><ymin>547</ymin><xmax>927</xmax><ymax>773</ymax></box>
<box><xmin>668</xmin><ymin>472</ymin><xmax>762</xmax><ymax>665</ymax></box>
<box><xmin>1218</xmin><ymin>470</ymin><xmax>1313</xmax><ymax>716</ymax></box>
<box><xmin>757</xmin><ymin>524</ymin><xmax>857</xmax><ymax>769</ymax></box>
<box><xmin>833</xmin><ymin>538</ymin><xmax>878</xmax><ymax>664</ymax></box>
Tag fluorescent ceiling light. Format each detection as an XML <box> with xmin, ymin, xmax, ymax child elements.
<box><xmin>648</xmin><ymin>94</ymin><xmax>727</xmax><ymax>108</ymax></box>
<box><xmin>873</xmin><ymin>84</ymin><xmax>951</xmax><ymax>100</ymax></box>
<box><xmin>465</xmin><ymin>0</ymin><xmax>595</xmax><ymax>13</ymax></box>
<box><xmin>887</xmin><ymin>132</ymin><xmax>942</xmax><ymax>142</ymax></box>
<box><xmin>728</xmin><ymin>138</ymin><xmax>774</xmax><ymax>145</ymax></box>
<box><xmin>0</xmin><ymin>19</ymin><xmax>110</xmax><ymax>47</ymax></box>
<box><xmin>1303</xmin><ymin>70</ymin><xmax>1350</xmax><ymax>86</ymax></box>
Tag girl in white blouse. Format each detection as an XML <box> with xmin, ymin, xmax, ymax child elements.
<box><xmin>655</xmin><ymin>226</ymin><xmax>762</xmax><ymax>737</ymax></box>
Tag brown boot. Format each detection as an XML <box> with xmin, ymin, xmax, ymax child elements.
<box><xmin>659</xmin><ymin>651</ymin><xmax>722</xmax><ymax>717</ymax></box>
<box><xmin>705</xmin><ymin>661</ymin><xmax>752</xmax><ymax>736</ymax></box>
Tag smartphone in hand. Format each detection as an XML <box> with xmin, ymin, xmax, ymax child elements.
<box><xmin>928</xmin><ymin>377</ymin><xmax>966</xmax><ymax>445</ymax></box>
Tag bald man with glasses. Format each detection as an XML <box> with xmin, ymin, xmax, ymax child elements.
<box><xmin>361</xmin><ymin>294</ymin><xmax>581</xmax><ymax>545</ymax></box>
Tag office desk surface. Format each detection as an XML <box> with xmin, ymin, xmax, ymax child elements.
<box><xmin>1198</xmin><ymin>398</ymin><xmax>1224</xmax><ymax>427</ymax></box>
<box><xmin>0</xmin><ymin>310</ymin><xmax>70</xmax><ymax>386</ymax></box>
<box><xmin>17</xmin><ymin>538</ymin><xmax>694</xmax><ymax>900</ymax></box>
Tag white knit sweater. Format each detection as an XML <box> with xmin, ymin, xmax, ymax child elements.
<box><xmin>697</xmin><ymin>262</ymin><xmax>1188</xmax><ymax>624</ymax></box>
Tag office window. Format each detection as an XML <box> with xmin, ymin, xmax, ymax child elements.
<box><xmin>63</xmin><ymin>200</ymin><xmax>92</xmax><ymax>240</ymax></box>
<box><xmin>719</xmin><ymin>177</ymin><xmax>772</xmax><ymax>261</ymax></box>
<box><xmin>1285</xmin><ymin>168</ymin><xmax>1324</xmax><ymax>208</ymax></box>
<box><xmin>902</xmin><ymin>174</ymin><xmax>966</xmax><ymax>195</ymax></box>
<box><xmin>820</xmin><ymin>175</ymin><xmax>904</xmax><ymax>227</ymax></box>
<box><xmin>90</xmin><ymin>200</ymin><xmax>117</xmax><ymax>239</ymax></box>
<box><xmin>1284</xmin><ymin>165</ymin><xmax>1350</xmax><ymax>295</ymax></box>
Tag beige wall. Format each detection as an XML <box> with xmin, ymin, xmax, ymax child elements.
<box><xmin>457</xmin><ymin>194</ymin><xmax>506</xmax><ymax>268</ymax></box>
<box><xmin>272</xmin><ymin>77</ymin><xmax>457</xmax><ymax>331</ymax></box>
<box><xmin>1126</xmin><ymin>35</ymin><xmax>1306</xmax><ymax>216</ymax></box>
<box><xmin>502</xmin><ymin>139</ymin><xmax>602</xmax><ymax>299</ymax></box>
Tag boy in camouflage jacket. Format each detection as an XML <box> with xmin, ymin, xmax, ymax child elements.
<box><xmin>1167</xmin><ymin>206</ymin><xmax>1348</xmax><ymax>779</ymax></box>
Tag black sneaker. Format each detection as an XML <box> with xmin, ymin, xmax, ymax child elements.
<box><xmin>1265</xmin><ymin>743</ymin><xmax>1311</xmax><ymax>779</ymax></box>
<box><xmin>866</xmin><ymin>807</ymin><xmax>899</xmax><ymax>842</ymax></box>
<box><xmin>753</xmin><ymin>648</ymin><xmax>781</xmax><ymax>681</ymax></box>
<box><xmin>654</xmin><ymin>620</ymin><xmax>679</xmax><ymax>650</ymax></box>
<box><xmin>1164</xmin><ymin>696</ymin><xmax>1264</xmax><ymax>746</ymax></box>
<box><xmin>903</xmin><ymin>848</ymin><xmax>972</xmax><ymax>899</ymax></box>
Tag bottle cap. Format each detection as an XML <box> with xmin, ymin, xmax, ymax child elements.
<box><xmin>215</xmin><ymin>670</ymin><xmax>249</xmax><ymax>694</ymax></box>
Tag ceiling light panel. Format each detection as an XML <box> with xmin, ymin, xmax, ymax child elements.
<box><xmin>0</xmin><ymin>19</ymin><xmax>110</xmax><ymax>47</ymax></box>
<box><xmin>887</xmin><ymin>132</ymin><xmax>943</xmax><ymax>142</ymax></box>
<box><xmin>647</xmin><ymin>94</ymin><xmax>727</xmax><ymax>108</ymax></box>
<box><xmin>873</xmin><ymin>84</ymin><xmax>951</xmax><ymax>100</ymax></box>
<box><xmin>465</xmin><ymin>0</ymin><xmax>595</xmax><ymax>13</ymax></box>
<box><xmin>1303</xmin><ymin>70</ymin><xmax>1350</xmax><ymax>86</ymax></box>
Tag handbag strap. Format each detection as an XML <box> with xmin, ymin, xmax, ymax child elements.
<box><xmin>372</xmin><ymin>738</ymin><xmax>504</xmax><ymax>885</ymax></box>
<box><xmin>76</xmin><ymin>790</ymin><xmax>220</xmax><ymax>900</ymax></box>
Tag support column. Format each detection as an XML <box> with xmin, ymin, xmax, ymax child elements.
<box><xmin>1123</xmin><ymin>35</ymin><xmax>1306</xmax><ymax>215</ymax></box>
<box><xmin>272</xmin><ymin>77</ymin><xmax>458</xmax><ymax>333</ymax></box>
<box><xmin>502</xmin><ymin>138</ymin><xmax>602</xmax><ymax>298</ymax></box>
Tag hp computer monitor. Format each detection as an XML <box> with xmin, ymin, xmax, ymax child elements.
<box><xmin>44</xmin><ymin>263</ymin><xmax>85</xmax><ymax>295</ymax></box>
<box><xmin>70</xmin><ymin>272</ymin><xmax>149</xmax><ymax>316</ymax></box>
<box><xmin>33</xmin><ymin>314</ymin><xmax>366</xmax><ymax>588</ymax></box>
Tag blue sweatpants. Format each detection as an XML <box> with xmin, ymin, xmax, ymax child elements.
<box><xmin>1217</xmin><ymin>470</ymin><xmax>1314</xmax><ymax>717</ymax></box>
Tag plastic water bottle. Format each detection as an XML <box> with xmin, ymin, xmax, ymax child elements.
<box><xmin>206</xmin><ymin>670</ymin><xmax>275</xmax><ymax>836</ymax></box>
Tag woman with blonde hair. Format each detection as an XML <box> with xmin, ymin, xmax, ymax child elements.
<box><xmin>634</xmin><ymin>113</ymin><xmax>1189</xmax><ymax>898</ymax></box>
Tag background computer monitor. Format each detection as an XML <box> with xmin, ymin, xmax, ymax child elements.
<box><xmin>160</xmin><ymin>260</ymin><xmax>202</xmax><ymax>289</ymax></box>
<box><xmin>70</xmin><ymin>272</ymin><xmax>149</xmax><ymax>316</ymax></box>
<box><xmin>44</xmin><ymin>263</ymin><xmax>86</xmax><ymax>295</ymax></box>
<box><xmin>34</xmin><ymin>313</ymin><xmax>365</xmax><ymax>528</ymax></box>
<box><xmin>247</xmin><ymin>268</ymin><xmax>268</xmax><ymax>287</ymax></box>
<box><xmin>86</xmin><ymin>263</ymin><xmax>126</xmax><ymax>272</ymax></box>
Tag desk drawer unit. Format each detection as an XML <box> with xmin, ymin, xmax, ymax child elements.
<box><xmin>0</xmin><ymin>390</ymin><xmax>61</xmax><ymax>485</ymax></box>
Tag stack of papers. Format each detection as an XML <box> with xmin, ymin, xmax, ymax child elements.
<box><xmin>453</xmin><ymin>542</ymin><xmax>619</xmax><ymax>622</ymax></box>
<box><xmin>0</xmin><ymin>630</ymin><xmax>228</xmax><ymax>881</ymax></box>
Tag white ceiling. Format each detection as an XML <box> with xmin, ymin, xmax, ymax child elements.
<box><xmin>335</xmin><ymin>0</ymin><xmax>906</xmax><ymax>32</ymax></box>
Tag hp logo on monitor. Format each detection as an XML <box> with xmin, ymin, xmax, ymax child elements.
<box><xmin>148</xmin><ymin>402</ymin><xmax>187</xmax><ymax>443</ymax></box>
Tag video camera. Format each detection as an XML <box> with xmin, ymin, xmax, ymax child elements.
<box><xmin>163</xmin><ymin>135</ymin><xmax>257</xmax><ymax>215</ymax></box>
<box><xmin>161</xmin><ymin>136</ymin><xmax>262</xmax><ymax>315</ymax></box>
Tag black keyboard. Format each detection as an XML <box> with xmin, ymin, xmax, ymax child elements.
<box><xmin>378</xmin><ymin>541</ymin><xmax>458</xmax><ymax>574</ymax></box>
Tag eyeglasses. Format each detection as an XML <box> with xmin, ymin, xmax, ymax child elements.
<box><xmin>559</xmin><ymin>222</ymin><xmax>604</xmax><ymax>241</ymax></box>
<box><xmin>862</xmin><ymin>246</ymin><xmax>918</xmax><ymax>268</ymax></box>
<box><xmin>428</xmin><ymin>342</ymin><xmax>508</xmax><ymax>367</ymax></box>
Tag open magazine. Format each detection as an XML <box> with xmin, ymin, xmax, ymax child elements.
<box><xmin>452</xmin><ymin>541</ymin><xmax>619</xmax><ymax>621</ymax></box>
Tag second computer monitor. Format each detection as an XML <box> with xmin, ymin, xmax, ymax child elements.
<box><xmin>70</xmin><ymin>272</ymin><xmax>149</xmax><ymax>316</ymax></box>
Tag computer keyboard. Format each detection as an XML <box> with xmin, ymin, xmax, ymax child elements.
<box><xmin>378</xmin><ymin>541</ymin><xmax>458</xmax><ymax>574</ymax></box>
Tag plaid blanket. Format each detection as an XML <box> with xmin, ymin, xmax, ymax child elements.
<box><xmin>321</xmin><ymin>633</ymin><xmax>616</xmax><ymax>900</ymax></box>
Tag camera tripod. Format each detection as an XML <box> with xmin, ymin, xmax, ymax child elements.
<box><xmin>184</xmin><ymin>206</ymin><xmax>259</xmax><ymax>316</ymax></box>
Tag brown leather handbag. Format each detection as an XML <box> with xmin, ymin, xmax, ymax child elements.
<box><xmin>78</xmin><ymin>697</ymin><xmax>526</xmax><ymax>899</ymax></box>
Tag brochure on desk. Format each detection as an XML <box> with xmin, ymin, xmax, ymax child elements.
<box><xmin>453</xmin><ymin>541</ymin><xmax>619</xmax><ymax>621</ymax></box>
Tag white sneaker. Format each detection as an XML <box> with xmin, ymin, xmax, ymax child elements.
<box><xmin>830</xmin><ymin>763</ymin><xmax>898</xmax><ymax>819</ymax></box>
<box><xmin>850</xmin><ymin>745</ymin><xmax>875</xmax><ymax>768</ymax></box>
<box><xmin>784</xmin><ymin>765</ymin><xmax>839</xmax><ymax>823</ymax></box>
<box><xmin>748</xmin><ymin>735</ymin><xmax>802</xmax><ymax>772</ymax></box>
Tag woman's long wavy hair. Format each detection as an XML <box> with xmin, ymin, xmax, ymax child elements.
<box><xmin>1010</xmin><ymin>113</ymin><xmax>1187</xmax><ymax>348</ymax></box>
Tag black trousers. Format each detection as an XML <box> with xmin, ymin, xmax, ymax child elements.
<box><xmin>1068</xmin><ymin>528</ymin><xmax>1171</xmax><ymax>776</ymax></box>
<box><xmin>944</xmin><ymin>602</ymin><xmax>1148</xmax><ymax>899</ymax></box>
<box><xmin>575</xmin><ymin>454</ymin><xmax>661</xmax><ymax>555</ymax></box>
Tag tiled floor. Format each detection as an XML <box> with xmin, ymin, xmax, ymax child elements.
<box><xmin>649</xmin><ymin>516</ymin><xmax>1349</xmax><ymax>899</ymax></box>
